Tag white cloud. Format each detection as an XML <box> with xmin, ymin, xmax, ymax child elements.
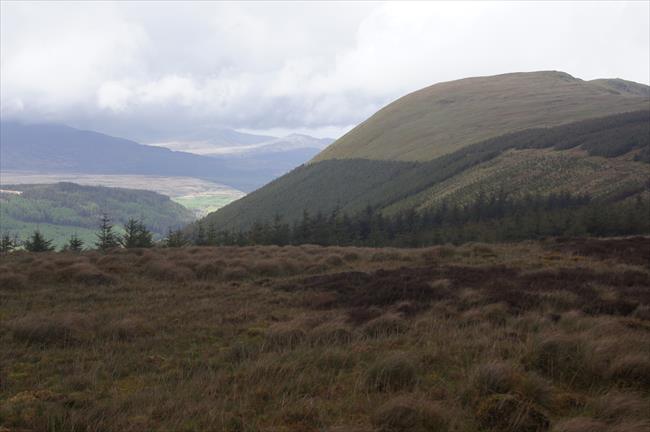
<box><xmin>1</xmin><ymin>1</ymin><xmax>648</xmax><ymax>140</ymax></box>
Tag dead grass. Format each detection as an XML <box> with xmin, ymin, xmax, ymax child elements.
<box><xmin>0</xmin><ymin>237</ymin><xmax>649</xmax><ymax>431</ymax></box>
<box><xmin>371</xmin><ymin>396</ymin><xmax>450</xmax><ymax>432</ymax></box>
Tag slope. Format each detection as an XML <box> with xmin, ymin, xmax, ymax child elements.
<box><xmin>314</xmin><ymin>71</ymin><xmax>649</xmax><ymax>162</ymax></box>
<box><xmin>1</xmin><ymin>122</ymin><xmax>272</xmax><ymax>191</ymax></box>
<box><xmin>202</xmin><ymin>110</ymin><xmax>650</xmax><ymax>231</ymax></box>
<box><xmin>0</xmin><ymin>182</ymin><xmax>194</xmax><ymax>247</ymax></box>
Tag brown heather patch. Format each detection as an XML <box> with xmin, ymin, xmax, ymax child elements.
<box><xmin>142</xmin><ymin>259</ymin><xmax>194</xmax><ymax>282</ymax></box>
<box><xmin>0</xmin><ymin>271</ymin><xmax>27</xmax><ymax>290</ymax></box>
<box><xmin>548</xmin><ymin>236</ymin><xmax>650</xmax><ymax>267</ymax></box>
<box><xmin>55</xmin><ymin>262</ymin><xmax>116</xmax><ymax>285</ymax></box>
<box><xmin>8</xmin><ymin>312</ymin><xmax>93</xmax><ymax>347</ymax></box>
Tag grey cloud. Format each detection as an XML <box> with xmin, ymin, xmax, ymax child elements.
<box><xmin>1</xmin><ymin>1</ymin><xmax>648</xmax><ymax>140</ymax></box>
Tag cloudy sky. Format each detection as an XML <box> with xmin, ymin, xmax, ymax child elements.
<box><xmin>1</xmin><ymin>1</ymin><xmax>649</xmax><ymax>141</ymax></box>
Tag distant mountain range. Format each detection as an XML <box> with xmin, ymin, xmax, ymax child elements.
<box><xmin>0</xmin><ymin>122</ymin><xmax>331</xmax><ymax>192</ymax></box>
<box><xmin>148</xmin><ymin>133</ymin><xmax>333</xmax><ymax>156</ymax></box>
<box><xmin>202</xmin><ymin>71</ymin><xmax>650</xmax><ymax>231</ymax></box>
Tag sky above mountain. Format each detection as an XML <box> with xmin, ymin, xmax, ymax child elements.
<box><xmin>1</xmin><ymin>1</ymin><xmax>648</xmax><ymax>141</ymax></box>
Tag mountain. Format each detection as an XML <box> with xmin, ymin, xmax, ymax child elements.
<box><xmin>149</xmin><ymin>133</ymin><xmax>333</xmax><ymax>156</ymax></box>
<box><xmin>314</xmin><ymin>71</ymin><xmax>649</xmax><ymax>162</ymax></box>
<box><xmin>1</xmin><ymin>122</ymin><xmax>289</xmax><ymax>191</ymax></box>
<box><xmin>0</xmin><ymin>182</ymin><xmax>194</xmax><ymax>248</ymax></box>
<box><xmin>201</xmin><ymin>71</ymin><xmax>650</xmax><ymax>232</ymax></box>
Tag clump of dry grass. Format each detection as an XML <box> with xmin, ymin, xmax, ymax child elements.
<box><xmin>527</xmin><ymin>333</ymin><xmax>590</xmax><ymax>384</ymax></box>
<box><xmin>309</xmin><ymin>319</ymin><xmax>354</xmax><ymax>345</ymax></box>
<box><xmin>0</xmin><ymin>271</ymin><xmax>27</xmax><ymax>290</ymax></box>
<box><xmin>194</xmin><ymin>260</ymin><xmax>224</xmax><ymax>279</ymax></box>
<box><xmin>475</xmin><ymin>394</ymin><xmax>549</xmax><ymax>432</ymax></box>
<box><xmin>361</xmin><ymin>313</ymin><xmax>408</xmax><ymax>338</ymax></box>
<box><xmin>607</xmin><ymin>354</ymin><xmax>650</xmax><ymax>388</ymax></box>
<box><xmin>364</xmin><ymin>352</ymin><xmax>418</xmax><ymax>392</ymax></box>
<box><xmin>371</xmin><ymin>396</ymin><xmax>449</xmax><ymax>432</ymax></box>
<box><xmin>591</xmin><ymin>391</ymin><xmax>650</xmax><ymax>422</ymax></box>
<box><xmin>143</xmin><ymin>260</ymin><xmax>194</xmax><ymax>281</ymax></box>
<box><xmin>468</xmin><ymin>361</ymin><xmax>519</xmax><ymax>398</ymax></box>
<box><xmin>552</xmin><ymin>417</ymin><xmax>607</xmax><ymax>432</ymax></box>
<box><xmin>608</xmin><ymin>421</ymin><xmax>650</xmax><ymax>432</ymax></box>
<box><xmin>56</xmin><ymin>263</ymin><xmax>116</xmax><ymax>285</ymax></box>
<box><xmin>222</xmin><ymin>266</ymin><xmax>248</xmax><ymax>281</ymax></box>
<box><xmin>8</xmin><ymin>312</ymin><xmax>92</xmax><ymax>347</ymax></box>
<box><xmin>102</xmin><ymin>316</ymin><xmax>154</xmax><ymax>341</ymax></box>
<box><xmin>264</xmin><ymin>321</ymin><xmax>307</xmax><ymax>350</ymax></box>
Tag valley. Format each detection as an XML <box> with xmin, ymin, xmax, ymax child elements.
<box><xmin>0</xmin><ymin>172</ymin><xmax>245</xmax><ymax>218</ymax></box>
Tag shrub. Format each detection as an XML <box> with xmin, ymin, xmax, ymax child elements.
<box><xmin>364</xmin><ymin>352</ymin><xmax>418</xmax><ymax>392</ymax></box>
<box><xmin>371</xmin><ymin>396</ymin><xmax>449</xmax><ymax>432</ymax></box>
<box><xmin>476</xmin><ymin>394</ymin><xmax>549</xmax><ymax>432</ymax></box>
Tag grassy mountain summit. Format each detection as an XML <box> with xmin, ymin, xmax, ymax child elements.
<box><xmin>314</xmin><ymin>71</ymin><xmax>649</xmax><ymax>162</ymax></box>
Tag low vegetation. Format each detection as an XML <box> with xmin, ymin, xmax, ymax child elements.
<box><xmin>1</xmin><ymin>237</ymin><xmax>649</xmax><ymax>431</ymax></box>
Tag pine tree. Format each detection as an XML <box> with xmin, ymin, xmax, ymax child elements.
<box><xmin>121</xmin><ymin>219</ymin><xmax>154</xmax><ymax>248</ymax></box>
<box><xmin>95</xmin><ymin>213</ymin><xmax>120</xmax><ymax>251</ymax></box>
<box><xmin>195</xmin><ymin>222</ymin><xmax>207</xmax><ymax>246</ymax></box>
<box><xmin>0</xmin><ymin>234</ymin><xmax>18</xmax><ymax>254</ymax></box>
<box><xmin>24</xmin><ymin>230</ymin><xmax>55</xmax><ymax>252</ymax></box>
<box><xmin>63</xmin><ymin>233</ymin><xmax>84</xmax><ymax>252</ymax></box>
<box><xmin>165</xmin><ymin>228</ymin><xmax>188</xmax><ymax>247</ymax></box>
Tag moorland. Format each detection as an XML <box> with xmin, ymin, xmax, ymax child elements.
<box><xmin>1</xmin><ymin>237</ymin><xmax>649</xmax><ymax>431</ymax></box>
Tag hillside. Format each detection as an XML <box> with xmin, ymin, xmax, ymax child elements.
<box><xmin>1</xmin><ymin>122</ymin><xmax>296</xmax><ymax>192</ymax></box>
<box><xmin>202</xmin><ymin>109</ymin><xmax>650</xmax><ymax>231</ymax></box>
<box><xmin>314</xmin><ymin>71</ymin><xmax>649</xmax><ymax>162</ymax></box>
<box><xmin>0</xmin><ymin>182</ymin><xmax>194</xmax><ymax>248</ymax></box>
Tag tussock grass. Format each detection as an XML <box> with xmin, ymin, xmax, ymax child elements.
<box><xmin>0</xmin><ymin>237</ymin><xmax>649</xmax><ymax>431</ymax></box>
<box><xmin>371</xmin><ymin>396</ymin><xmax>450</xmax><ymax>432</ymax></box>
